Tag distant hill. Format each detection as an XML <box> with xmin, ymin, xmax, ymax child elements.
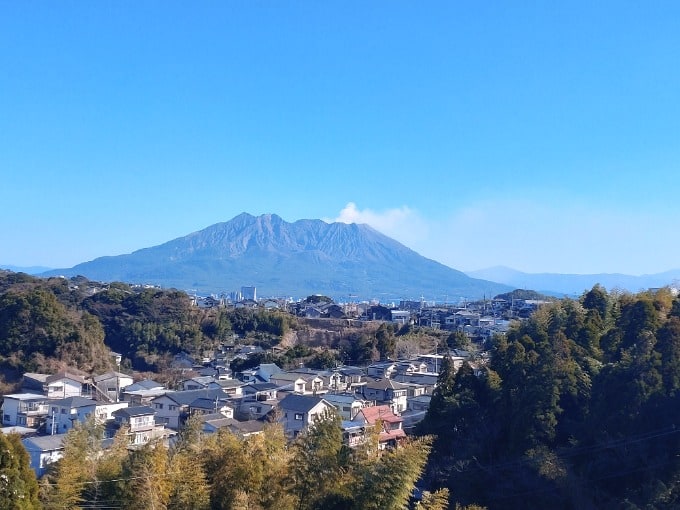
<box><xmin>42</xmin><ymin>213</ymin><xmax>511</xmax><ymax>300</ymax></box>
<box><xmin>467</xmin><ymin>265</ymin><xmax>680</xmax><ymax>296</ymax></box>
<box><xmin>0</xmin><ymin>264</ymin><xmax>52</xmax><ymax>275</ymax></box>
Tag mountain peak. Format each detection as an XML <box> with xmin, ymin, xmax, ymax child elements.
<box><xmin>43</xmin><ymin>213</ymin><xmax>511</xmax><ymax>299</ymax></box>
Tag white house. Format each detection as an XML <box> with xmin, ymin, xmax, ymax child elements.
<box><xmin>1</xmin><ymin>393</ymin><xmax>49</xmax><ymax>428</ymax></box>
<box><xmin>22</xmin><ymin>433</ymin><xmax>67</xmax><ymax>477</ymax></box>
<box><xmin>151</xmin><ymin>389</ymin><xmax>228</xmax><ymax>430</ymax></box>
<box><xmin>45</xmin><ymin>372</ymin><xmax>86</xmax><ymax>399</ymax></box>
<box><xmin>323</xmin><ymin>393</ymin><xmax>369</xmax><ymax>421</ymax></box>
<box><xmin>112</xmin><ymin>405</ymin><xmax>165</xmax><ymax>446</ymax></box>
<box><xmin>45</xmin><ymin>396</ymin><xmax>97</xmax><ymax>434</ymax></box>
<box><xmin>362</xmin><ymin>379</ymin><xmax>409</xmax><ymax>414</ymax></box>
<box><xmin>278</xmin><ymin>394</ymin><xmax>336</xmax><ymax>438</ymax></box>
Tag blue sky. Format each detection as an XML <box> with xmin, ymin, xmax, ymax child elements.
<box><xmin>2</xmin><ymin>2</ymin><xmax>679</xmax><ymax>275</ymax></box>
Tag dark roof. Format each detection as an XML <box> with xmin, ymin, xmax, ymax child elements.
<box><xmin>278</xmin><ymin>394</ymin><xmax>324</xmax><ymax>413</ymax></box>
<box><xmin>45</xmin><ymin>372</ymin><xmax>86</xmax><ymax>384</ymax></box>
<box><xmin>190</xmin><ymin>398</ymin><xmax>232</xmax><ymax>410</ymax></box>
<box><xmin>113</xmin><ymin>405</ymin><xmax>155</xmax><ymax>418</ymax></box>
<box><xmin>244</xmin><ymin>383</ymin><xmax>278</xmax><ymax>392</ymax></box>
<box><xmin>155</xmin><ymin>389</ymin><xmax>228</xmax><ymax>406</ymax></box>
<box><xmin>364</xmin><ymin>379</ymin><xmax>410</xmax><ymax>391</ymax></box>
<box><xmin>48</xmin><ymin>396</ymin><xmax>97</xmax><ymax>408</ymax></box>
<box><xmin>126</xmin><ymin>379</ymin><xmax>164</xmax><ymax>391</ymax></box>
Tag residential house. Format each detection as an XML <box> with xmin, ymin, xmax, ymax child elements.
<box><xmin>278</xmin><ymin>394</ymin><xmax>336</xmax><ymax>438</ymax></box>
<box><xmin>358</xmin><ymin>405</ymin><xmax>406</xmax><ymax>449</ymax></box>
<box><xmin>94</xmin><ymin>402</ymin><xmax>130</xmax><ymax>423</ymax></box>
<box><xmin>45</xmin><ymin>372</ymin><xmax>86</xmax><ymax>399</ymax></box>
<box><xmin>270</xmin><ymin>372</ymin><xmax>325</xmax><ymax>395</ymax></box>
<box><xmin>22</xmin><ymin>372</ymin><xmax>85</xmax><ymax>398</ymax></box>
<box><xmin>151</xmin><ymin>389</ymin><xmax>228</xmax><ymax>430</ymax></box>
<box><xmin>391</xmin><ymin>372</ymin><xmax>439</xmax><ymax>394</ymax></box>
<box><xmin>330</xmin><ymin>367</ymin><xmax>366</xmax><ymax>393</ymax></box>
<box><xmin>22</xmin><ymin>433</ymin><xmax>67</xmax><ymax>478</ymax></box>
<box><xmin>45</xmin><ymin>396</ymin><xmax>98</xmax><ymax>434</ymax></box>
<box><xmin>112</xmin><ymin>405</ymin><xmax>165</xmax><ymax>445</ymax></box>
<box><xmin>241</xmin><ymin>383</ymin><xmax>278</xmax><ymax>402</ymax></box>
<box><xmin>121</xmin><ymin>383</ymin><xmax>168</xmax><ymax>407</ymax></box>
<box><xmin>362</xmin><ymin>379</ymin><xmax>409</xmax><ymax>413</ymax></box>
<box><xmin>93</xmin><ymin>371</ymin><xmax>134</xmax><ymax>403</ymax></box>
<box><xmin>188</xmin><ymin>397</ymin><xmax>234</xmax><ymax>418</ymax></box>
<box><xmin>213</xmin><ymin>378</ymin><xmax>244</xmax><ymax>396</ymax></box>
<box><xmin>181</xmin><ymin>376</ymin><xmax>223</xmax><ymax>391</ymax></box>
<box><xmin>199</xmin><ymin>414</ymin><xmax>264</xmax><ymax>437</ymax></box>
<box><xmin>238</xmin><ymin>363</ymin><xmax>283</xmax><ymax>383</ymax></box>
<box><xmin>1</xmin><ymin>393</ymin><xmax>49</xmax><ymax>428</ymax></box>
<box><xmin>341</xmin><ymin>421</ymin><xmax>368</xmax><ymax>448</ymax></box>
<box><xmin>366</xmin><ymin>362</ymin><xmax>398</xmax><ymax>379</ymax></box>
<box><xmin>390</xmin><ymin>310</ymin><xmax>411</xmax><ymax>325</ymax></box>
<box><xmin>401</xmin><ymin>395</ymin><xmax>432</xmax><ymax>431</ymax></box>
<box><xmin>323</xmin><ymin>393</ymin><xmax>369</xmax><ymax>421</ymax></box>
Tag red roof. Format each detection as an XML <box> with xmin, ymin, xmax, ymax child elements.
<box><xmin>360</xmin><ymin>405</ymin><xmax>402</xmax><ymax>425</ymax></box>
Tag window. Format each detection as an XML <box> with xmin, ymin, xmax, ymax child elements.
<box><xmin>294</xmin><ymin>413</ymin><xmax>304</xmax><ymax>421</ymax></box>
<box><xmin>169</xmin><ymin>405</ymin><xmax>177</xmax><ymax>411</ymax></box>
<box><xmin>61</xmin><ymin>409</ymin><xmax>66</xmax><ymax>414</ymax></box>
<box><xmin>155</xmin><ymin>403</ymin><xmax>163</xmax><ymax>410</ymax></box>
<box><xmin>3</xmin><ymin>415</ymin><xmax>10</xmax><ymax>423</ymax></box>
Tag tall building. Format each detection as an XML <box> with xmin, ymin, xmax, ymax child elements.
<box><xmin>241</xmin><ymin>286</ymin><xmax>257</xmax><ymax>301</ymax></box>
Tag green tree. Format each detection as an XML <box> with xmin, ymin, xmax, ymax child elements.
<box><xmin>289</xmin><ymin>411</ymin><xmax>349</xmax><ymax>510</ymax></box>
<box><xmin>0</xmin><ymin>433</ymin><xmax>40</xmax><ymax>509</ymax></box>
<box><xmin>350</xmin><ymin>437</ymin><xmax>433</xmax><ymax>510</ymax></box>
<box><xmin>446</xmin><ymin>330</ymin><xmax>470</xmax><ymax>350</ymax></box>
<box><xmin>118</xmin><ymin>442</ymin><xmax>171</xmax><ymax>510</ymax></box>
<box><xmin>375</xmin><ymin>323</ymin><xmax>396</xmax><ymax>359</ymax></box>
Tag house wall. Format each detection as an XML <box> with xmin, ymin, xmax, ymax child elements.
<box><xmin>47</xmin><ymin>379</ymin><xmax>82</xmax><ymax>399</ymax></box>
<box><xmin>46</xmin><ymin>404</ymin><xmax>96</xmax><ymax>434</ymax></box>
<box><xmin>151</xmin><ymin>396</ymin><xmax>181</xmax><ymax>429</ymax></box>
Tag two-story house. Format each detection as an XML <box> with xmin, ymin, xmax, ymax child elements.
<box><xmin>45</xmin><ymin>396</ymin><xmax>98</xmax><ymax>434</ymax></box>
<box><xmin>361</xmin><ymin>379</ymin><xmax>409</xmax><ymax>413</ymax></box>
<box><xmin>358</xmin><ymin>404</ymin><xmax>406</xmax><ymax>449</ymax></box>
<box><xmin>270</xmin><ymin>372</ymin><xmax>325</xmax><ymax>395</ymax></box>
<box><xmin>1</xmin><ymin>393</ymin><xmax>49</xmax><ymax>428</ymax></box>
<box><xmin>151</xmin><ymin>389</ymin><xmax>229</xmax><ymax>430</ymax></box>
<box><xmin>278</xmin><ymin>394</ymin><xmax>336</xmax><ymax>438</ymax></box>
<box><xmin>323</xmin><ymin>393</ymin><xmax>369</xmax><ymax>421</ymax></box>
<box><xmin>112</xmin><ymin>405</ymin><xmax>164</xmax><ymax>445</ymax></box>
<box><xmin>93</xmin><ymin>371</ymin><xmax>134</xmax><ymax>403</ymax></box>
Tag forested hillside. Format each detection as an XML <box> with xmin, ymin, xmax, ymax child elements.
<box><xmin>0</xmin><ymin>272</ymin><xmax>440</xmax><ymax>378</ymax></box>
<box><xmin>420</xmin><ymin>285</ymin><xmax>680</xmax><ymax>509</ymax></box>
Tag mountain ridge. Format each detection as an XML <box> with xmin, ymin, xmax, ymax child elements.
<box><xmin>467</xmin><ymin>265</ymin><xmax>680</xmax><ymax>296</ymax></box>
<box><xmin>41</xmin><ymin>213</ymin><xmax>511</xmax><ymax>300</ymax></box>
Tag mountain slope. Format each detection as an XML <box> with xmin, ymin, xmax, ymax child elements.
<box><xmin>467</xmin><ymin>265</ymin><xmax>680</xmax><ymax>296</ymax></box>
<box><xmin>43</xmin><ymin>213</ymin><xmax>511</xmax><ymax>300</ymax></box>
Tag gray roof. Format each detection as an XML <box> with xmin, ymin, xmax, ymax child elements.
<box><xmin>154</xmin><ymin>389</ymin><xmax>228</xmax><ymax>406</ymax></box>
<box><xmin>278</xmin><ymin>394</ymin><xmax>325</xmax><ymax>413</ymax></box>
<box><xmin>113</xmin><ymin>405</ymin><xmax>155</xmax><ymax>418</ymax></box>
<box><xmin>190</xmin><ymin>397</ymin><xmax>232</xmax><ymax>410</ymax></box>
<box><xmin>364</xmin><ymin>379</ymin><xmax>410</xmax><ymax>391</ymax></box>
<box><xmin>243</xmin><ymin>382</ymin><xmax>278</xmax><ymax>392</ymax></box>
<box><xmin>48</xmin><ymin>396</ymin><xmax>97</xmax><ymax>408</ymax></box>
<box><xmin>125</xmin><ymin>379</ymin><xmax>164</xmax><ymax>391</ymax></box>
<box><xmin>204</xmin><ymin>417</ymin><xmax>264</xmax><ymax>435</ymax></box>
<box><xmin>22</xmin><ymin>433</ymin><xmax>68</xmax><ymax>452</ymax></box>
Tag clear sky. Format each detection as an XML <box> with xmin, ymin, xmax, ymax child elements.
<box><xmin>2</xmin><ymin>2</ymin><xmax>679</xmax><ymax>275</ymax></box>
